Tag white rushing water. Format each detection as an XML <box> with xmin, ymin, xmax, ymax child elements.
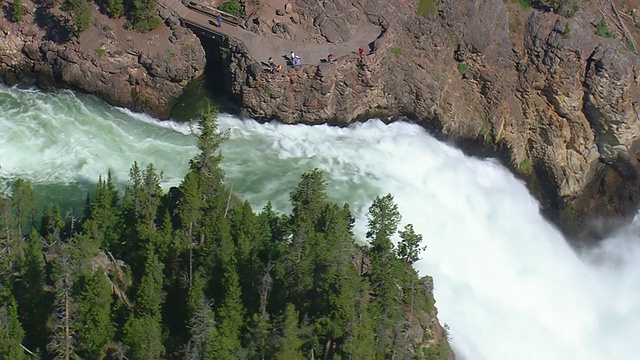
<box><xmin>1</xmin><ymin>84</ymin><xmax>640</xmax><ymax>359</ymax></box>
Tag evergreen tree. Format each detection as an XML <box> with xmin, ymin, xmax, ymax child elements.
<box><xmin>61</xmin><ymin>0</ymin><xmax>92</xmax><ymax>34</ymax></box>
<box><xmin>123</xmin><ymin>252</ymin><xmax>165</xmax><ymax>359</ymax></box>
<box><xmin>0</xmin><ymin>294</ymin><xmax>27</xmax><ymax>359</ymax></box>
<box><xmin>74</xmin><ymin>271</ymin><xmax>114</xmax><ymax>359</ymax></box>
<box><xmin>10</xmin><ymin>179</ymin><xmax>37</xmax><ymax>239</ymax></box>
<box><xmin>103</xmin><ymin>0</ymin><xmax>123</xmax><ymax>18</ymax></box>
<box><xmin>397</xmin><ymin>223</ymin><xmax>424</xmax><ymax>264</ymax></box>
<box><xmin>40</xmin><ymin>204</ymin><xmax>64</xmax><ymax>245</ymax></box>
<box><xmin>273</xmin><ymin>304</ymin><xmax>305</xmax><ymax>360</ymax></box>
<box><xmin>11</xmin><ymin>0</ymin><xmax>24</xmax><ymax>22</ymax></box>
<box><xmin>127</xmin><ymin>0</ymin><xmax>161</xmax><ymax>32</ymax></box>
<box><xmin>15</xmin><ymin>229</ymin><xmax>50</xmax><ymax>352</ymax></box>
<box><xmin>83</xmin><ymin>172</ymin><xmax>120</xmax><ymax>250</ymax></box>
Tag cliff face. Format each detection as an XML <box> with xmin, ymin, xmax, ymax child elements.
<box><xmin>0</xmin><ymin>1</ymin><xmax>206</xmax><ymax>118</ymax></box>
<box><xmin>220</xmin><ymin>0</ymin><xmax>640</xmax><ymax>241</ymax></box>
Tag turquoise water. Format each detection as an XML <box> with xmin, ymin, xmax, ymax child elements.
<box><xmin>2</xmin><ymin>84</ymin><xmax>640</xmax><ymax>360</ymax></box>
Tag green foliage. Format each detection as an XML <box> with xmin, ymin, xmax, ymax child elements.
<box><xmin>595</xmin><ymin>18</ymin><xmax>615</xmax><ymax>38</ymax></box>
<box><xmin>416</xmin><ymin>0</ymin><xmax>439</xmax><ymax>17</ymax></box>
<box><xmin>103</xmin><ymin>0</ymin><xmax>124</xmax><ymax>18</ymax></box>
<box><xmin>562</xmin><ymin>23</ymin><xmax>572</xmax><ymax>39</ymax></box>
<box><xmin>127</xmin><ymin>0</ymin><xmax>161</xmax><ymax>32</ymax></box>
<box><xmin>0</xmin><ymin>294</ymin><xmax>27</xmax><ymax>359</ymax></box>
<box><xmin>518</xmin><ymin>157</ymin><xmax>533</xmax><ymax>175</ymax></box>
<box><xmin>397</xmin><ymin>223</ymin><xmax>424</xmax><ymax>264</ymax></box>
<box><xmin>62</xmin><ymin>0</ymin><xmax>92</xmax><ymax>35</ymax></box>
<box><xmin>74</xmin><ymin>272</ymin><xmax>114</xmax><ymax>359</ymax></box>
<box><xmin>273</xmin><ymin>304</ymin><xmax>305</xmax><ymax>360</ymax></box>
<box><xmin>390</xmin><ymin>46</ymin><xmax>403</xmax><ymax>58</ymax></box>
<box><xmin>512</xmin><ymin>0</ymin><xmax>531</xmax><ymax>10</ymax></box>
<box><xmin>218</xmin><ymin>0</ymin><xmax>245</xmax><ymax>17</ymax></box>
<box><xmin>0</xmin><ymin>107</ymin><xmax>449</xmax><ymax>359</ymax></box>
<box><xmin>457</xmin><ymin>61</ymin><xmax>469</xmax><ymax>75</ymax></box>
<box><xmin>95</xmin><ymin>48</ymin><xmax>106</xmax><ymax>57</ymax></box>
<box><xmin>11</xmin><ymin>0</ymin><xmax>24</xmax><ymax>22</ymax></box>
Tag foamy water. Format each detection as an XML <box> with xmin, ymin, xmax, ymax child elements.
<box><xmin>1</xmin><ymin>84</ymin><xmax>639</xmax><ymax>359</ymax></box>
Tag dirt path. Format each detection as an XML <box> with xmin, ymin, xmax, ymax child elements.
<box><xmin>160</xmin><ymin>0</ymin><xmax>382</xmax><ymax>66</ymax></box>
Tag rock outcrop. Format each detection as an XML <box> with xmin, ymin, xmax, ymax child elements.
<box><xmin>0</xmin><ymin>1</ymin><xmax>205</xmax><ymax>118</ymax></box>
<box><xmin>219</xmin><ymin>0</ymin><xmax>640</xmax><ymax>242</ymax></box>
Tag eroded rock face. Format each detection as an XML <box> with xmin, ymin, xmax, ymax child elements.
<box><xmin>221</xmin><ymin>0</ymin><xmax>640</xmax><ymax>241</ymax></box>
<box><xmin>0</xmin><ymin>4</ymin><xmax>205</xmax><ymax>119</ymax></box>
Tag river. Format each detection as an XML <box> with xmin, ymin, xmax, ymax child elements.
<box><xmin>1</xmin><ymin>84</ymin><xmax>639</xmax><ymax>359</ymax></box>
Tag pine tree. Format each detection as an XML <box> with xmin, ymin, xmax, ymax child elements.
<box><xmin>123</xmin><ymin>252</ymin><xmax>165</xmax><ymax>359</ymax></box>
<box><xmin>74</xmin><ymin>271</ymin><xmax>114</xmax><ymax>359</ymax></box>
<box><xmin>83</xmin><ymin>172</ymin><xmax>120</xmax><ymax>250</ymax></box>
<box><xmin>10</xmin><ymin>179</ymin><xmax>37</xmax><ymax>240</ymax></box>
<box><xmin>128</xmin><ymin>0</ymin><xmax>161</xmax><ymax>32</ymax></box>
<box><xmin>397</xmin><ymin>224</ymin><xmax>424</xmax><ymax>264</ymax></box>
<box><xmin>0</xmin><ymin>294</ymin><xmax>27</xmax><ymax>359</ymax></box>
<box><xmin>273</xmin><ymin>304</ymin><xmax>305</xmax><ymax>360</ymax></box>
<box><xmin>15</xmin><ymin>229</ymin><xmax>51</xmax><ymax>352</ymax></box>
<box><xmin>61</xmin><ymin>0</ymin><xmax>91</xmax><ymax>34</ymax></box>
<box><xmin>11</xmin><ymin>0</ymin><xmax>24</xmax><ymax>22</ymax></box>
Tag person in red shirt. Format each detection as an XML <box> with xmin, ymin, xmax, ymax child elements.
<box><xmin>358</xmin><ymin>47</ymin><xmax>364</xmax><ymax>55</ymax></box>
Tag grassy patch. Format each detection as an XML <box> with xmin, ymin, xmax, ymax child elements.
<box><xmin>518</xmin><ymin>157</ymin><xmax>533</xmax><ymax>174</ymax></box>
<box><xmin>390</xmin><ymin>46</ymin><xmax>402</xmax><ymax>58</ymax></box>
<box><xmin>263</xmin><ymin>86</ymin><xmax>271</xmax><ymax>98</ymax></box>
<box><xmin>417</xmin><ymin>0</ymin><xmax>439</xmax><ymax>17</ymax></box>
<box><xmin>595</xmin><ymin>18</ymin><xmax>615</xmax><ymax>38</ymax></box>
<box><xmin>95</xmin><ymin>48</ymin><xmax>106</xmax><ymax>57</ymax></box>
<box><xmin>457</xmin><ymin>62</ymin><xmax>469</xmax><ymax>75</ymax></box>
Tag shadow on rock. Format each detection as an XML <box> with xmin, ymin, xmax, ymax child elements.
<box><xmin>34</xmin><ymin>5</ymin><xmax>71</xmax><ymax>44</ymax></box>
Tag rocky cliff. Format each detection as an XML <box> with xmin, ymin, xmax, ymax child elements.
<box><xmin>219</xmin><ymin>0</ymin><xmax>640</xmax><ymax>242</ymax></box>
<box><xmin>0</xmin><ymin>0</ymin><xmax>206</xmax><ymax>118</ymax></box>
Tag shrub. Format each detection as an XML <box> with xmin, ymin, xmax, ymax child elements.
<box><xmin>95</xmin><ymin>48</ymin><xmax>106</xmax><ymax>57</ymax></box>
<box><xmin>416</xmin><ymin>0</ymin><xmax>438</xmax><ymax>17</ymax></box>
<box><xmin>595</xmin><ymin>18</ymin><xmax>615</xmax><ymax>38</ymax></box>
<box><xmin>127</xmin><ymin>0</ymin><xmax>162</xmax><ymax>32</ymax></box>
<box><xmin>218</xmin><ymin>0</ymin><xmax>245</xmax><ymax>17</ymax></box>
<box><xmin>457</xmin><ymin>62</ymin><xmax>469</xmax><ymax>75</ymax></box>
<box><xmin>518</xmin><ymin>158</ymin><xmax>533</xmax><ymax>174</ymax></box>
<box><xmin>562</xmin><ymin>23</ymin><xmax>571</xmax><ymax>39</ymax></box>
<box><xmin>12</xmin><ymin>0</ymin><xmax>24</xmax><ymax>22</ymax></box>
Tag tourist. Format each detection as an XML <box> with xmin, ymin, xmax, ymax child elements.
<box><xmin>277</xmin><ymin>64</ymin><xmax>282</xmax><ymax>72</ymax></box>
<box><xmin>328</xmin><ymin>53</ymin><xmax>335</xmax><ymax>63</ymax></box>
<box><xmin>290</xmin><ymin>51</ymin><xmax>295</xmax><ymax>60</ymax></box>
<box><xmin>295</xmin><ymin>56</ymin><xmax>301</xmax><ymax>65</ymax></box>
<box><xmin>217</xmin><ymin>15</ymin><xmax>222</xmax><ymax>28</ymax></box>
<box><xmin>358</xmin><ymin>47</ymin><xmax>364</xmax><ymax>55</ymax></box>
<box><xmin>268</xmin><ymin>57</ymin><xmax>273</xmax><ymax>65</ymax></box>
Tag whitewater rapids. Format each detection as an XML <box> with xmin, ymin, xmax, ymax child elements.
<box><xmin>1</xmin><ymin>85</ymin><xmax>639</xmax><ymax>359</ymax></box>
